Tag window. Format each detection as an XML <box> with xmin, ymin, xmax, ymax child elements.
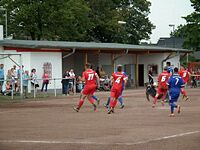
<box><xmin>43</xmin><ymin>62</ymin><xmax>52</xmax><ymax>78</ymax></box>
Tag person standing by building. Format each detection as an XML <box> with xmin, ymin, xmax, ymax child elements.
<box><xmin>41</xmin><ymin>70</ymin><xmax>49</xmax><ymax>92</ymax></box>
<box><xmin>73</xmin><ymin>63</ymin><xmax>100</xmax><ymax>112</ymax></box>
<box><xmin>0</xmin><ymin>64</ymin><xmax>4</xmax><ymax>93</ymax></box>
<box><xmin>22</xmin><ymin>70</ymin><xmax>29</xmax><ymax>98</ymax></box>
<box><xmin>69</xmin><ymin>69</ymin><xmax>76</xmax><ymax>94</ymax></box>
<box><xmin>30</xmin><ymin>68</ymin><xmax>39</xmax><ymax>88</ymax></box>
<box><xmin>62</xmin><ymin>70</ymin><xmax>70</xmax><ymax>95</ymax></box>
<box><xmin>107</xmin><ymin>65</ymin><xmax>127</xmax><ymax>114</ymax></box>
<box><xmin>167</xmin><ymin>67</ymin><xmax>184</xmax><ymax>117</ymax></box>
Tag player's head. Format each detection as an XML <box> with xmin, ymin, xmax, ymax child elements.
<box><xmin>117</xmin><ymin>64</ymin><xmax>122</xmax><ymax>72</ymax></box>
<box><xmin>163</xmin><ymin>66</ymin><xmax>168</xmax><ymax>71</ymax></box>
<box><xmin>85</xmin><ymin>63</ymin><xmax>91</xmax><ymax>69</ymax></box>
<box><xmin>180</xmin><ymin>65</ymin><xmax>185</xmax><ymax>70</ymax></box>
<box><xmin>166</xmin><ymin>62</ymin><xmax>171</xmax><ymax>66</ymax></box>
<box><xmin>174</xmin><ymin>67</ymin><xmax>179</xmax><ymax>73</ymax></box>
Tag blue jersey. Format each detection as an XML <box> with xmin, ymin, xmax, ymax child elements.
<box><xmin>167</xmin><ymin>66</ymin><xmax>173</xmax><ymax>74</ymax></box>
<box><xmin>167</xmin><ymin>74</ymin><xmax>184</xmax><ymax>93</ymax></box>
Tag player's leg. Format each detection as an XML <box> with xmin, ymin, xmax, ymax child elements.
<box><xmin>152</xmin><ymin>90</ymin><xmax>160</xmax><ymax>107</ymax></box>
<box><xmin>181</xmin><ymin>84</ymin><xmax>189</xmax><ymax>101</ymax></box>
<box><xmin>161</xmin><ymin>90</ymin><xmax>167</xmax><ymax>106</ymax></box>
<box><xmin>92</xmin><ymin>95</ymin><xmax>100</xmax><ymax>105</ymax></box>
<box><xmin>118</xmin><ymin>89</ymin><xmax>124</xmax><ymax>108</ymax></box>
<box><xmin>87</xmin><ymin>94</ymin><xmax>97</xmax><ymax>111</ymax></box>
<box><xmin>73</xmin><ymin>93</ymin><xmax>87</xmax><ymax>112</ymax></box>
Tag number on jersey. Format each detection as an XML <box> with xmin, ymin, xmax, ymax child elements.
<box><xmin>88</xmin><ymin>73</ymin><xmax>94</xmax><ymax>80</ymax></box>
<box><xmin>161</xmin><ymin>76</ymin><xmax>166</xmax><ymax>82</ymax></box>
<box><xmin>115</xmin><ymin>77</ymin><xmax>122</xmax><ymax>84</ymax></box>
<box><xmin>175</xmin><ymin>78</ymin><xmax>179</xmax><ymax>85</ymax></box>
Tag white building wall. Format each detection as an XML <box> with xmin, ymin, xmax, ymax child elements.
<box><xmin>30</xmin><ymin>52</ymin><xmax>62</xmax><ymax>89</ymax></box>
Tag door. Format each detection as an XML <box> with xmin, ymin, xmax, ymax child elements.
<box><xmin>138</xmin><ymin>64</ymin><xmax>144</xmax><ymax>86</ymax></box>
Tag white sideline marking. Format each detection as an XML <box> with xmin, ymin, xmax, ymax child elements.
<box><xmin>0</xmin><ymin>131</ymin><xmax>199</xmax><ymax>145</ymax></box>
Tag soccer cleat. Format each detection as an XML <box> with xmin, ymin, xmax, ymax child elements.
<box><xmin>177</xmin><ymin>105</ymin><xmax>181</xmax><ymax>114</ymax></box>
<box><xmin>73</xmin><ymin>107</ymin><xmax>79</xmax><ymax>112</ymax></box>
<box><xmin>120</xmin><ymin>104</ymin><xmax>124</xmax><ymax>109</ymax></box>
<box><xmin>152</xmin><ymin>104</ymin><xmax>156</xmax><ymax>108</ymax></box>
<box><xmin>107</xmin><ymin>107</ymin><xmax>114</xmax><ymax>114</ymax></box>
<box><xmin>103</xmin><ymin>103</ymin><xmax>109</xmax><ymax>108</ymax></box>
<box><xmin>169</xmin><ymin>113</ymin><xmax>175</xmax><ymax>117</ymax></box>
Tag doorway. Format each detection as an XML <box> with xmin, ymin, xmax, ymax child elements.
<box><xmin>138</xmin><ymin>64</ymin><xmax>144</xmax><ymax>86</ymax></box>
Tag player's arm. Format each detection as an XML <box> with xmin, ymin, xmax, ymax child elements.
<box><xmin>95</xmin><ymin>73</ymin><xmax>100</xmax><ymax>88</ymax></box>
<box><xmin>80</xmin><ymin>72</ymin><xmax>86</xmax><ymax>82</ymax></box>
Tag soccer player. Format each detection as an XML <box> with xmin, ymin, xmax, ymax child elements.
<box><xmin>178</xmin><ymin>66</ymin><xmax>190</xmax><ymax>101</ymax></box>
<box><xmin>152</xmin><ymin>66</ymin><xmax>170</xmax><ymax>107</ymax></box>
<box><xmin>104</xmin><ymin>71</ymin><xmax>127</xmax><ymax>109</ymax></box>
<box><xmin>73</xmin><ymin>63</ymin><xmax>100</xmax><ymax>112</ymax></box>
<box><xmin>107</xmin><ymin>65</ymin><xmax>127</xmax><ymax>114</ymax></box>
<box><xmin>167</xmin><ymin>67</ymin><xmax>184</xmax><ymax>117</ymax></box>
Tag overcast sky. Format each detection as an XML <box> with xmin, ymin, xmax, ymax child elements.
<box><xmin>148</xmin><ymin>0</ymin><xmax>194</xmax><ymax>43</ymax></box>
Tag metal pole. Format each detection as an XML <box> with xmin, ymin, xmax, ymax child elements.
<box><xmin>11</xmin><ymin>80</ymin><xmax>14</xmax><ymax>100</ymax></box>
<box><xmin>19</xmin><ymin>54</ymin><xmax>23</xmax><ymax>98</ymax></box>
<box><xmin>5</xmin><ymin>9</ymin><xmax>7</xmax><ymax>38</ymax></box>
<box><xmin>34</xmin><ymin>82</ymin><xmax>36</xmax><ymax>98</ymax></box>
<box><xmin>74</xmin><ymin>79</ymin><xmax>76</xmax><ymax>95</ymax></box>
<box><xmin>54</xmin><ymin>79</ymin><xmax>56</xmax><ymax>97</ymax></box>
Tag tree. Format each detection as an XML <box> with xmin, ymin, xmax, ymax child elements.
<box><xmin>0</xmin><ymin>0</ymin><xmax>154</xmax><ymax>43</ymax></box>
<box><xmin>86</xmin><ymin>0</ymin><xmax>154</xmax><ymax>44</ymax></box>
<box><xmin>0</xmin><ymin>0</ymin><xmax>91</xmax><ymax>40</ymax></box>
<box><xmin>174</xmin><ymin>0</ymin><xmax>200</xmax><ymax>51</ymax></box>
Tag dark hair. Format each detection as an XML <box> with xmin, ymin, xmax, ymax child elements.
<box><xmin>166</xmin><ymin>62</ymin><xmax>171</xmax><ymax>66</ymax></box>
<box><xmin>174</xmin><ymin>67</ymin><xmax>178</xmax><ymax>73</ymax></box>
<box><xmin>117</xmin><ymin>65</ymin><xmax>122</xmax><ymax>72</ymax></box>
<box><xmin>85</xmin><ymin>63</ymin><xmax>91</xmax><ymax>69</ymax></box>
<box><xmin>31</xmin><ymin>68</ymin><xmax>36</xmax><ymax>72</ymax></box>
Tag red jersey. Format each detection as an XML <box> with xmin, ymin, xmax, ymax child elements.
<box><xmin>82</xmin><ymin>69</ymin><xmax>97</xmax><ymax>86</ymax></box>
<box><xmin>179</xmin><ymin>70</ymin><xmax>189</xmax><ymax>83</ymax></box>
<box><xmin>111</xmin><ymin>72</ymin><xmax>126</xmax><ymax>90</ymax></box>
<box><xmin>157</xmin><ymin>71</ymin><xmax>170</xmax><ymax>88</ymax></box>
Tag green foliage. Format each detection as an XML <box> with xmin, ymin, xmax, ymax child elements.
<box><xmin>0</xmin><ymin>0</ymin><xmax>154</xmax><ymax>43</ymax></box>
<box><xmin>174</xmin><ymin>0</ymin><xmax>200</xmax><ymax>51</ymax></box>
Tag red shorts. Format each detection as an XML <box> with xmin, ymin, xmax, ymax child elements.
<box><xmin>110</xmin><ymin>88</ymin><xmax>121</xmax><ymax>99</ymax></box>
<box><xmin>157</xmin><ymin>87</ymin><xmax>168</xmax><ymax>95</ymax></box>
<box><xmin>82</xmin><ymin>84</ymin><xmax>96</xmax><ymax>95</ymax></box>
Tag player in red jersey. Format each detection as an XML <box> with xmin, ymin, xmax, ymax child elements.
<box><xmin>152</xmin><ymin>66</ymin><xmax>170</xmax><ymax>107</ymax></box>
<box><xmin>73</xmin><ymin>63</ymin><xmax>100</xmax><ymax>112</ymax></box>
<box><xmin>107</xmin><ymin>65</ymin><xmax>127</xmax><ymax>114</ymax></box>
<box><xmin>178</xmin><ymin>66</ymin><xmax>190</xmax><ymax>101</ymax></box>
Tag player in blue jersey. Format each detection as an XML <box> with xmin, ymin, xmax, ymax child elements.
<box><xmin>104</xmin><ymin>71</ymin><xmax>128</xmax><ymax>108</ymax></box>
<box><xmin>167</xmin><ymin>67</ymin><xmax>184</xmax><ymax>117</ymax></box>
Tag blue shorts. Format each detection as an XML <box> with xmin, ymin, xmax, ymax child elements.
<box><xmin>169</xmin><ymin>92</ymin><xmax>180</xmax><ymax>103</ymax></box>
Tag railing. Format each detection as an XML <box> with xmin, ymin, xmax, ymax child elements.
<box><xmin>0</xmin><ymin>78</ymin><xmax>77</xmax><ymax>100</ymax></box>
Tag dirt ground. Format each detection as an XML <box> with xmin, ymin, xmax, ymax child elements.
<box><xmin>0</xmin><ymin>88</ymin><xmax>200</xmax><ymax>150</ymax></box>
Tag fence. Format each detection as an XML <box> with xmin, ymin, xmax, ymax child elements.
<box><xmin>0</xmin><ymin>78</ymin><xmax>77</xmax><ymax>100</ymax></box>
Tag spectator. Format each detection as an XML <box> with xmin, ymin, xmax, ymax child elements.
<box><xmin>41</xmin><ymin>70</ymin><xmax>49</xmax><ymax>92</ymax></box>
<box><xmin>61</xmin><ymin>70</ymin><xmax>70</xmax><ymax>95</ymax></box>
<box><xmin>2</xmin><ymin>81</ymin><xmax>11</xmax><ymax>96</ymax></box>
<box><xmin>96</xmin><ymin>66</ymin><xmax>100</xmax><ymax>77</ymax></box>
<box><xmin>17</xmin><ymin>65</ymin><xmax>24</xmax><ymax>79</ymax></box>
<box><xmin>0</xmin><ymin>64</ymin><xmax>4</xmax><ymax>93</ymax></box>
<box><xmin>99</xmin><ymin>67</ymin><xmax>106</xmax><ymax>78</ymax></box>
<box><xmin>30</xmin><ymin>68</ymin><xmax>39</xmax><ymax>88</ymax></box>
<box><xmin>69</xmin><ymin>69</ymin><xmax>76</xmax><ymax>93</ymax></box>
<box><xmin>22</xmin><ymin>70</ymin><xmax>29</xmax><ymax>98</ymax></box>
<box><xmin>76</xmin><ymin>76</ymin><xmax>83</xmax><ymax>93</ymax></box>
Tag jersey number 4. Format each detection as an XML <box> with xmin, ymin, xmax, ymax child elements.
<box><xmin>115</xmin><ymin>77</ymin><xmax>122</xmax><ymax>84</ymax></box>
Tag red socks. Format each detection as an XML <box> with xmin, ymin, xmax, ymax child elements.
<box><xmin>77</xmin><ymin>100</ymin><xmax>84</xmax><ymax>109</ymax></box>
